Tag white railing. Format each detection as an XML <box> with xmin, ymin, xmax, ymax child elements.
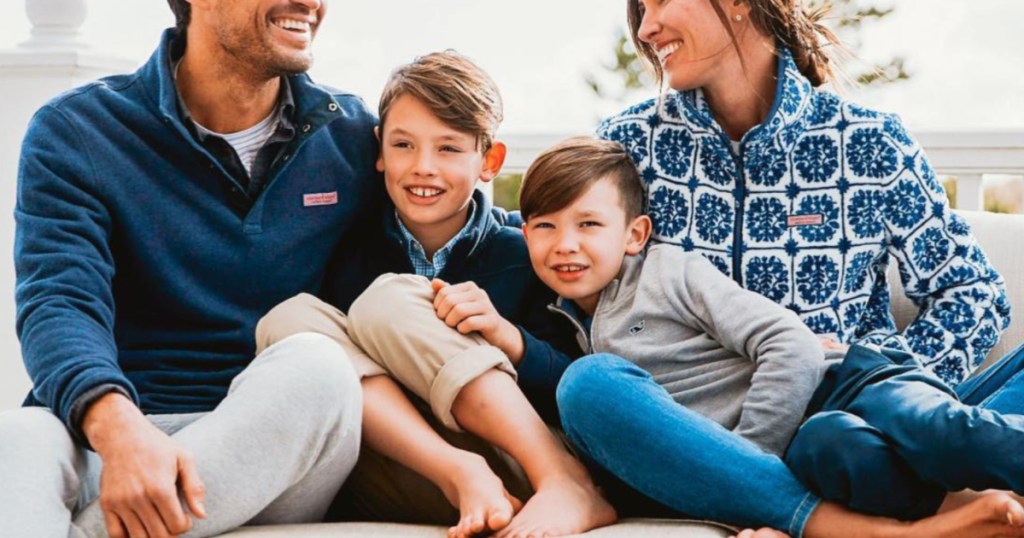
<box><xmin>500</xmin><ymin>131</ymin><xmax>1024</xmax><ymax>212</ymax></box>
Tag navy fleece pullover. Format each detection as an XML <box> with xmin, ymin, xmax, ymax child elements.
<box><xmin>15</xmin><ymin>29</ymin><xmax>383</xmax><ymax>438</ymax></box>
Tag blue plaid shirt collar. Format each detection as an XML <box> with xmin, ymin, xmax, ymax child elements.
<box><xmin>395</xmin><ymin>199</ymin><xmax>478</xmax><ymax>279</ymax></box>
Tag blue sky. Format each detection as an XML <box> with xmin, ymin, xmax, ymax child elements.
<box><xmin>2</xmin><ymin>0</ymin><xmax>1022</xmax><ymax>132</ymax></box>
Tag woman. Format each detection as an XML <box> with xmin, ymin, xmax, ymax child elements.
<box><xmin>556</xmin><ymin>0</ymin><xmax>1024</xmax><ymax>537</ymax></box>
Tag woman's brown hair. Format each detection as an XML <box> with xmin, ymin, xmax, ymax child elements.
<box><xmin>626</xmin><ymin>0</ymin><xmax>842</xmax><ymax>88</ymax></box>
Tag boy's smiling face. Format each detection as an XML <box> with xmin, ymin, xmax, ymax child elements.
<box><xmin>523</xmin><ymin>177</ymin><xmax>651</xmax><ymax>316</ymax></box>
<box><xmin>377</xmin><ymin>94</ymin><xmax>504</xmax><ymax>253</ymax></box>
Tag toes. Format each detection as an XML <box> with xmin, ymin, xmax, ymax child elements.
<box><xmin>456</xmin><ymin>516</ymin><xmax>476</xmax><ymax>538</ymax></box>
<box><xmin>1004</xmin><ymin>496</ymin><xmax>1024</xmax><ymax>527</ymax></box>
<box><xmin>487</xmin><ymin>506</ymin><xmax>514</xmax><ymax>532</ymax></box>
<box><xmin>506</xmin><ymin>492</ymin><xmax>524</xmax><ymax>514</ymax></box>
<box><xmin>494</xmin><ymin>521</ymin><xmax>522</xmax><ymax>538</ymax></box>
<box><xmin>468</xmin><ymin>514</ymin><xmax>487</xmax><ymax>535</ymax></box>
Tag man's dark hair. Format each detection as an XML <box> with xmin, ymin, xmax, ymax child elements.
<box><xmin>167</xmin><ymin>0</ymin><xmax>191</xmax><ymax>35</ymax></box>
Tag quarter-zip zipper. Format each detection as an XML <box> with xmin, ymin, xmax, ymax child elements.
<box><xmin>725</xmin><ymin>135</ymin><xmax>746</xmax><ymax>286</ymax></box>
<box><xmin>547</xmin><ymin>303</ymin><xmax>594</xmax><ymax>354</ymax></box>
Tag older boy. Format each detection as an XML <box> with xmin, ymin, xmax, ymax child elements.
<box><xmin>257</xmin><ymin>52</ymin><xmax>614</xmax><ymax>538</ymax></box>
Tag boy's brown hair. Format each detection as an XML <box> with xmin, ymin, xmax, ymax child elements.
<box><xmin>378</xmin><ymin>51</ymin><xmax>503</xmax><ymax>152</ymax></box>
<box><xmin>519</xmin><ymin>137</ymin><xmax>645</xmax><ymax>221</ymax></box>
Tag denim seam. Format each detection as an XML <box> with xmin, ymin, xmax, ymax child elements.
<box><xmin>788</xmin><ymin>492</ymin><xmax>820</xmax><ymax>538</ymax></box>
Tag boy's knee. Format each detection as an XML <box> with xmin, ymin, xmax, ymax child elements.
<box><xmin>255</xmin><ymin>293</ymin><xmax>334</xmax><ymax>354</ymax></box>
<box><xmin>349</xmin><ymin>273</ymin><xmax>432</xmax><ymax>330</ymax></box>
<box><xmin>557</xmin><ymin>354</ymin><xmax>633</xmax><ymax>421</ymax></box>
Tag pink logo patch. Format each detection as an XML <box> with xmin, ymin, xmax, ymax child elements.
<box><xmin>303</xmin><ymin>192</ymin><xmax>338</xmax><ymax>207</ymax></box>
<box><xmin>787</xmin><ymin>214</ymin><xmax>824</xmax><ymax>227</ymax></box>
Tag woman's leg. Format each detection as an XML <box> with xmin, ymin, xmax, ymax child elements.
<box><xmin>785</xmin><ymin>411</ymin><xmax>945</xmax><ymax>520</ymax></box>
<box><xmin>817</xmin><ymin>346</ymin><xmax>1024</xmax><ymax>494</ymax></box>
<box><xmin>956</xmin><ymin>342</ymin><xmax>1024</xmax><ymax>409</ymax></box>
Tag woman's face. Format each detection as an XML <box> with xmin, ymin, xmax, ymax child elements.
<box><xmin>635</xmin><ymin>0</ymin><xmax>744</xmax><ymax>91</ymax></box>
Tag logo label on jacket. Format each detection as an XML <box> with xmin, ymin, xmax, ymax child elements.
<box><xmin>303</xmin><ymin>191</ymin><xmax>339</xmax><ymax>207</ymax></box>
<box><xmin>787</xmin><ymin>213</ymin><xmax>824</xmax><ymax>227</ymax></box>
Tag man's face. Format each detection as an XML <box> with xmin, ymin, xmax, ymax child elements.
<box><xmin>208</xmin><ymin>0</ymin><xmax>327</xmax><ymax>76</ymax></box>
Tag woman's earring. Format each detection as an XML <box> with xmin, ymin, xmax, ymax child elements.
<box><xmin>733</xmin><ymin>13</ymin><xmax>743</xmax><ymax>21</ymax></box>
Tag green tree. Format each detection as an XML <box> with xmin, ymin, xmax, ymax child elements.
<box><xmin>586</xmin><ymin>0</ymin><xmax>909</xmax><ymax>102</ymax></box>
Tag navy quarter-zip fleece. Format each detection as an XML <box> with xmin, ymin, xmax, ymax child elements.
<box><xmin>15</xmin><ymin>29</ymin><xmax>385</xmax><ymax>437</ymax></box>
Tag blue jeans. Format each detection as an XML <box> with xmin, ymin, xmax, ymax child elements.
<box><xmin>786</xmin><ymin>342</ymin><xmax>1024</xmax><ymax>519</ymax></box>
<box><xmin>556</xmin><ymin>354</ymin><xmax>820</xmax><ymax>538</ymax></box>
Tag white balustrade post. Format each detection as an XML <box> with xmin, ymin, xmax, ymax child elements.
<box><xmin>0</xmin><ymin>0</ymin><xmax>135</xmax><ymax>411</ymax></box>
<box><xmin>956</xmin><ymin>174</ymin><xmax>985</xmax><ymax>212</ymax></box>
<box><xmin>22</xmin><ymin>0</ymin><xmax>88</xmax><ymax>50</ymax></box>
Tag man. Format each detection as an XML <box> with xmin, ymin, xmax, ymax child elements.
<box><xmin>0</xmin><ymin>0</ymin><xmax>381</xmax><ymax>536</ymax></box>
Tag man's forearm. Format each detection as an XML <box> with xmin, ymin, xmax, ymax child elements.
<box><xmin>82</xmin><ymin>391</ymin><xmax>147</xmax><ymax>454</ymax></box>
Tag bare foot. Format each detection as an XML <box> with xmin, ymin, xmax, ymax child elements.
<box><xmin>729</xmin><ymin>529</ymin><xmax>790</xmax><ymax>538</ymax></box>
<box><xmin>907</xmin><ymin>491</ymin><xmax>1024</xmax><ymax>538</ymax></box>
<box><xmin>494</xmin><ymin>473</ymin><xmax>617</xmax><ymax>538</ymax></box>
<box><xmin>439</xmin><ymin>453</ymin><xmax>522</xmax><ymax>538</ymax></box>
<box><xmin>941</xmin><ymin>489</ymin><xmax>1024</xmax><ymax>515</ymax></box>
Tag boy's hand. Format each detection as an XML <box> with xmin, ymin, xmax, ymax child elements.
<box><xmin>84</xmin><ymin>392</ymin><xmax>207</xmax><ymax>538</ymax></box>
<box><xmin>431</xmin><ymin>279</ymin><xmax>525</xmax><ymax>363</ymax></box>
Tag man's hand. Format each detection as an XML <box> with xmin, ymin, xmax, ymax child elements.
<box><xmin>83</xmin><ymin>392</ymin><xmax>207</xmax><ymax>538</ymax></box>
<box><xmin>431</xmin><ymin>279</ymin><xmax>525</xmax><ymax>363</ymax></box>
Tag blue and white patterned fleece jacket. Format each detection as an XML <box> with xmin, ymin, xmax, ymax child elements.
<box><xmin>598</xmin><ymin>49</ymin><xmax>1010</xmax><ymax>387</ymax></box>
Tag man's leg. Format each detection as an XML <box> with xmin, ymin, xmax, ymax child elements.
<box><xmin>74</xmin><ymin>332</ymin><xmax>362</xmax><ymax>536</ymax></box>
<box><xmin>0</xmin><ymin>407</ymin><xmax>103</xmax><ymax>537</ymax></box>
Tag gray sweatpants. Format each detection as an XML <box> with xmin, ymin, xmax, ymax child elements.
<box><xmin>0</xmin><ymin>332</ymin><xmax>362</xmax><ymax>538</ymax></box>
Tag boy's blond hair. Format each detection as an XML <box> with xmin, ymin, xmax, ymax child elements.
<box><xmin>519</xmin><ymin>137</ymin><xmax>645</xmax><ymax>221</ymax></box>
<box><xmin>378</xmin><ymin>51</ymin><xmax>503</xmax><ymax>152</ymax></box>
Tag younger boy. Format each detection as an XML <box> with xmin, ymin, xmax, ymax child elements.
<box><xmin>256</xmin><ymin>52</ymin><xmax>614</xmax><ymax>538</ymax></box>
